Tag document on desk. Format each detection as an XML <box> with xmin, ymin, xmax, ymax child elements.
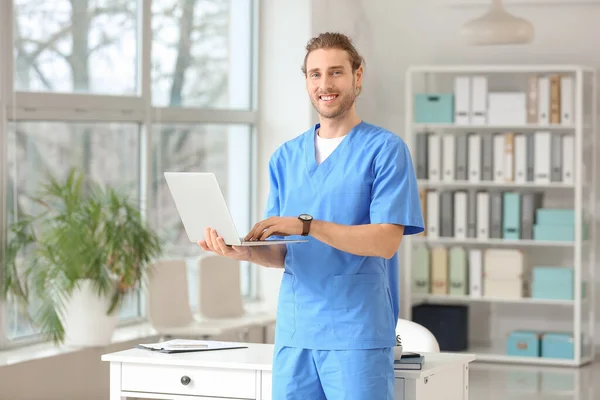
<box><xmin>137</xmin><ymin>339</ymin><xmax>248</xmax><ymax>354</ymax></box>
<box><xmin>394</xmin><ymin>354</ymin><xmax>424</xmax><ymax>370</ymax></box>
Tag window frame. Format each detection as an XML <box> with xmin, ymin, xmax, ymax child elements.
<box><xmin>0</xmin><ymin>0</ymin><xmax>260</xmax><ymax>350</ymax></box>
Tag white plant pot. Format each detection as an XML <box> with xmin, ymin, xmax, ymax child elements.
<box><xmin>61</xmin><ymin>279</ymin><xmax>119</xmax><ymax>347</ymax></box>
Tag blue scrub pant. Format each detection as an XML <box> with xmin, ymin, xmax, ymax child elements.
<box><xmin>271</xmin><ymin>345</ymin><xmax>395</xmax><ymax>400</ymax></box>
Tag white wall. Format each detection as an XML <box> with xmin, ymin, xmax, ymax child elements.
<box><xmin>256</xmin><ymin>0</ymin><xmax>312</xmax><ymax>307</ymax></box>
<box><xmin>309</xmin><ymin>0</ymin><xmax>600</xmax><ymax>346</ymax></box>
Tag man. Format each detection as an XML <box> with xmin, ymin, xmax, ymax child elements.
<box><xmin>199</xmin><ymin>32</ymin><xmax>424</xmax><ymax>400</ymax></box>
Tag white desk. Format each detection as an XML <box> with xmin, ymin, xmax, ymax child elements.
<box><xmin>102</xmin><ymin>343</ymin><xmax>475</xmax><ymax>400</ymax></box>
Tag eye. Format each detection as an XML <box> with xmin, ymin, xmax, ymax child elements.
<box><xmin>310</xmin><ymin>73</ymin><xmax>320</xmax><ymax>78</ymax></box>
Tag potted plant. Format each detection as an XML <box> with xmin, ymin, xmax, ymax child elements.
<box><xmin>1</xmin><ymin>168</ymin><xmax>162</xmax><ymax>346</ymax></box>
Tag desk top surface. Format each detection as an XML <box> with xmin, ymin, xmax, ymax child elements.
<box><xmin>102</xmin><ymin>343</ymin><xmax>476</xmax><ymax>379</ymax></box>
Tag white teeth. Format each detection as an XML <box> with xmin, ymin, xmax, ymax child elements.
<box><xmin>321</xmin><ymin>95</ymin><xmax>336</xmax><ymax>101</ymax></box>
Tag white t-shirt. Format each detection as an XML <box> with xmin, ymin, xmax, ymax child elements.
<box><xmin>315</xmin><ymin>130</ymin><xmax>346</xmax><ymax>165</ymax></box>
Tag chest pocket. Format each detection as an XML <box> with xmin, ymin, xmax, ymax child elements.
<box><xmin>323</xmin><ymin>180</ymin><xmax>371</xmax><ymax>224</ymax></box>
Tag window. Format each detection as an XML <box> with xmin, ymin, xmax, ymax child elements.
<box><xmin>1</xmin><ymin>0</ymin><xmax>257</xmax><ymax>347</ymax></box>
<box><xmin>14</xmin><ymin>0</ymin><xmax>139</xmax><ymax>95</ymax></box>
<box><xmin>5</xmin><ymin>121</ymin><xmax>141</xmax><ymax>340</ymax></box>
<box><xmin>151</xmin><ymin>123</ymin><xmax>253</xmax><ymax>306</ymax></box>
<box><xmin>151</xmin><ymin>0</ymin><xmax>253</xmax><ymax>108</ymax></box>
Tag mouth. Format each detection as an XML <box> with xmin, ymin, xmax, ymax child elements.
<box><xmin>319</xmin><ymin>94</ymin><xmax>338</xmax><ymax>103</ymax></box>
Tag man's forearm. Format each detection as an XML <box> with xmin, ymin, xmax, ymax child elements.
<box><xmin>309</xmin><ymin>220</ymin><xmax>404</xmax><ymax>259</ymax></box>
<box><xmin>247</xmin><ymin>244</ymin><xmax>287</xmax><ymax>268</ymax></box>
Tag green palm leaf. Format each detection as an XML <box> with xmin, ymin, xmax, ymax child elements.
<box><xmin>1</xmin><ymin>167</ymin><xmax>163</xmax><ymax>345</ymax></box>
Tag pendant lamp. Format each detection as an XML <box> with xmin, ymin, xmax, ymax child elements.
<box><xmin>461</xmin><ymin>0</ymin><xmax>534</xmax><ymax>45</ymax></box>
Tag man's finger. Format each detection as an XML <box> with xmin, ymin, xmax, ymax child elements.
<box><xmin>205</xmin><ymin>227</ymin><xmax>215</xmax><ymax>251</ymax></box>
<box><xmin>198</xmin><ymin>240</ymin><xmax>209</xmax><ymax>251</ymax></box>
<box><xmin>216</xmin><ymin>237</ymin><xmax>230</xmax><ymax>254</ymax></box>
<box><xmin>246</xmin><ymin>222</ymin><xmax>264</xmax><ymax>241</ymax></box>
<box><xmin>244</xmin><ymin>222</ymin><xmax>260</xmax><ymax>241</ymax></box>
<box><xmin>260</xmin><ymin>226</ymin><xmax>276</xmax><ymax>241</ymax></box>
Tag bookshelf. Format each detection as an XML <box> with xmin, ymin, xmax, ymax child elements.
<box><xmin>403</xmin><ymin>65</ymin><xmax>597</xmax><ymax>367</ymax></box>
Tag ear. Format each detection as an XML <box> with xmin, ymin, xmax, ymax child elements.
<box><xmin>355</xmin><ymin>64</ymin><xmax>364</xmax><ymax>88</ymax></box>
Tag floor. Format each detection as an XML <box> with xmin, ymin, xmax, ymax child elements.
<box><xmin>469</xmin><ymin>360</ymin><xmax>597</xmax><ymax>400</ymax></box>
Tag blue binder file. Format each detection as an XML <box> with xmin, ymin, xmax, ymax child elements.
<box><xmin>503</xmin><ymin>192</ymin><xmax>521</xmax><ymax>240</ymax></box>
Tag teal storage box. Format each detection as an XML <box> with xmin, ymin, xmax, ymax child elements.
<box><xmin>503</xmin><ymin>192</ymin><xmax>521</xmax><ymax>240</ymax></box>
<box><xmin>414</xmin><ymin>93</ymin><xmax>454</xmax><ymax>124</ymax></box>
<box><xmin>533</xmin><ymin>224</ymin><xmax>588</xmax><ymax>241</ymax></box>
<box><xmin>506</xmin><ymin>331</ymin><xmax>541</xmax><ymax>357</ymax></box>
<box><xmin>532</xmin><ymin>267</ymin><xmax>573</xmax><ymax>300</ymax></box>
<box><xmin>536</xmin><ymin>209</ymin><xmax>575</xmax><ymax>225</ymax></box>
<box><xmin>541</xmin><ymin>333</ymin><xmax>574</xmax><ymax>359</ymax></box>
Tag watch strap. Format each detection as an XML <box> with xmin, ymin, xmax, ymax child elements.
<box><xmin>301</xmin><ymin>220</ymin><xmax>310</xmax><ymax>236</ymax></box>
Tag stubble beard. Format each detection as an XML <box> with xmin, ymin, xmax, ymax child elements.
<box><xmin>312</xmin><ymin>81</ymin><xmax>358</xmax><ymax>120</ymax></box>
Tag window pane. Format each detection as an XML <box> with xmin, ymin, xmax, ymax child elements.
<box><xmin>4</xmin><ymin>121</ymin><xmax>141</xmax><ymax>340</ymax></box>
<box><xmin>152</xmin><ymin>0</ymin><xmax>253</xmax><ymax>108</ymax></box>
<box><xmin>13</xmin><ymin>0</ymin><xmax>138</xmax><ymax>95</ymax></box>
<box><xmin>151</xmin><ymin>123</ymin><xmax>253</xmax><ymax>302</ymax></box>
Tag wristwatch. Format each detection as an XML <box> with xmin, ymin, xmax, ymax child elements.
<box><xmin>298</xmin><ymin>214</ymin><xmax>313</xmax><ymax>236</ymax></box>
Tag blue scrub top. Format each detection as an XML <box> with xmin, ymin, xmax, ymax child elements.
<box><xmin>265</xmin><ymin>121</ymin><xmax>424</xmax><ymax>350</ymax></box>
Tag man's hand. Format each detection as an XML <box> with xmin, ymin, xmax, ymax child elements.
<box><xmin>245</xmin><ymin>216</ymin><xmax>303</xmax><ymax>241</ymax></box>
<box><xmin>198</xmin><ymin>227</ymin><xmax>251</xmax><ymax>261</ymax></box>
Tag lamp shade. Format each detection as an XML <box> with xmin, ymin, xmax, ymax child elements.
<box><xmin>461</xmin><ymin>0</ymin><xmax>534</xmax><ymax>45</ymax></box>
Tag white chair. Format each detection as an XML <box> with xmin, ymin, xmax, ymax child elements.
<box><xmin>198</xmin><ymin>254</ymin><xmax>244</xmax><ymax>318</ymax></box>
<box><xmin>146</xmin><ymin>257</ymin><xmax>275</xmax><ymax>341</ymax></box>
<box><xmin>395</xmin><ymin>318</ymin><xmax>440</xmax><ymax>353</ymax></box>
<box><xmin>146</xmin><ymin>258</ymin><xmax>214</xmax><ymax>339</ymax></box>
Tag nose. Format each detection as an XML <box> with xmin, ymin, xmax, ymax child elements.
<box><xmin>320</xmin><ymin>75</ymin><xmax>333</xmax><ymax>92</ymax></box>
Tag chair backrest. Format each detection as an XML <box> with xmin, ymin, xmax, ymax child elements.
<box><xmin>146</xmin><ymin>259</ymin><xmax>194</xmax><ymax>329</ymax></box>
<box><xmin>197</xmin><ymin>255</ymin><xmax>244</xmax><ymax>318</ymax></box>
<box><xmin>396</xmin><ymin>318</ymin><xmax>441</xmax><ymax>353</ymax></box>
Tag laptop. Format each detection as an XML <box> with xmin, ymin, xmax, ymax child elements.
<box><xmin>163</xmin><ymin>172</ymin><xmax>308</xmax><ymax>246</ymax></box>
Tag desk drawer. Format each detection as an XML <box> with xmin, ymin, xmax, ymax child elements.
<box><xmin>121</xmin><ymin>363</ymin><xmax>256</xmax><ymax>399</ymax></box>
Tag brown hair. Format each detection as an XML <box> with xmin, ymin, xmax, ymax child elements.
<box><xmin>301</xmin><ymin>32</ymin><xmax>364</xmax><ymax>76</ymax></box>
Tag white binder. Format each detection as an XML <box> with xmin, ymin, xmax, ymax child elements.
<box><xmin>560</xmin><ymin>76</ymin><xmax>573</xmax><ymax>126</ymax></box>
<box><xmin>476</xmin><ymin>192</ymin><xmax>489</xmax><ymax>240</ymax></box>
<box><xmin>454</xmin><ymin>191</ymin><xmax>467</xmax><ymax>240</ymax></box>
<box><xmin>493</xmin><ymin>134</ymin><xmax>505</xmax><ymax>183</ymax></box>
<box><xmin>504</xmin><ymin>133</ymin><xmax>514</xmax><ymax>182</ymax></box>
<box><xmin>514</xmin><ymin>134</ymin><xmax>527</xmax><ymax>184</ymax></box>
<box><xmin>426</xmin><ymin>191</ymin><xmax>440</xmax><ymax>239</ymax></box>
<box><xmin>538</xmin><ymin>76</ymin><xmax>550</xmax><ymax>125</ymax></box>
<box><xmin>442</xmin><ymin>134</ymin><xmax>455</xmax><ymax>182</ymax></box>
<box><xmin>428</xmin><ymin>135</ymin><xmax>441</xmax><ymax>182</ymax></box>
<box><xmin>562</xmin><ymin>135</ymin><xmax>574</xmax><ymax>184</ymax></box>
<box><xmin>469</xmin><ymin>249</ymin><xmax>483</xmax><ymax>298</ymax></box>
<box><xmin>454</xmin><ymin>76</ymin><xmax>471</xmax><ymax>125</ymax></box>
<box><xmin>468</xmin><ymin>134</ymin><xmax>481</xmax><ymax>183</ymax></box>
<box><xmin>534</xmin><ymin>131</ymin><xmax>551</xmax><ymax>184</ymax></box>
<box><xmin>471</xmin><ymin>76</ymin><xmax>488</xmax><ymax>125</ymax></box>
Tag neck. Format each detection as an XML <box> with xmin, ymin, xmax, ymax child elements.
<box><xmin>317</xmin><ymin>108</ymin><xmax>362</xmax><ymax>139</ymax></box>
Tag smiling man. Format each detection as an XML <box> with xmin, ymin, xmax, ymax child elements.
<box><xmin>200</xmin><ymin>32</ymin><xmax>424</xmax><ymax>399</ymax></box>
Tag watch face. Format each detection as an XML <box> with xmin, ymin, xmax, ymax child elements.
<box><xmin>299</xmin><ymin>214</ymin><xmax>312</xmax><ymax>221</ymax></box>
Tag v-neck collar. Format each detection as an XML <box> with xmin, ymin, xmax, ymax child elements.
<box><xmin>304</xmin><ymin>121</ymin><xmax>363</xmax><ymax>183</ymax></box>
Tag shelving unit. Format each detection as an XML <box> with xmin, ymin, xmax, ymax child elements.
<box><xmin>402</xmin><ymin>65</ymin><xmax>597</xmax><ymax>367</ymax></box>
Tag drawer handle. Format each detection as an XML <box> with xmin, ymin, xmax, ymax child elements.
<box><xmin>181</xmin><ymin>376</ymin><xmax>191</xmax><ymax>386</ymax></box>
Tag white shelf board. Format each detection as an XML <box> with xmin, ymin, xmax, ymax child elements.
<box><xmin>417</xmin><ymin>180</ymin><xmax>574</xmax><ymax>190</ymax></box>
<box><xmin>411</xmin><ymin>237</ymin><xmax>575</xmax><ymax>248</ymax></box>
<box><xmin>413</xmin><ymin>294</ymin><xmax>575</xmax><ymax>307</ymax></box>
<box><xmin>413</xmin><ymin>123</ymin><xmax>576</xmax><ymax>131</ymax></box>
<box><xmin>448</xmin><ymin>0</ymin><xmax>600</xmax><ymax>6</ymax></box>
<box><xmin>407</xmin><ymin>65</ymin><xmax>595</xmax><ymax>74</ymax></box>
<box><xmin>458</xmin><ymin>344</ymin><xmax>594</xmax><ymax>367</ymax></box>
